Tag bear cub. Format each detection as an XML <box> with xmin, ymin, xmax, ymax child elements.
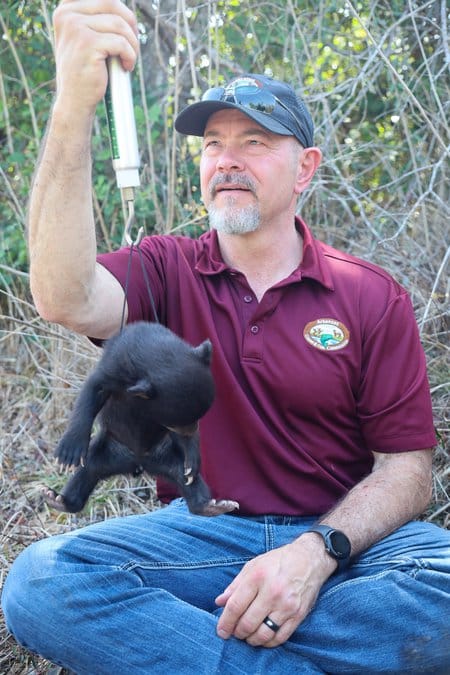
<box><xmin>43</xmin><ymin>322</ymin><xmax>239</xmax><ymax>516</ymax></box>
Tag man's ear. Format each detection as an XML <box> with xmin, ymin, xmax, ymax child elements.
<box><xmin>294</xmin><ymin>147</ymin><xmax>322</xmax><ymax>195</ymax></box>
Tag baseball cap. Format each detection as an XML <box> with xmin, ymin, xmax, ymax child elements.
<box><xmin>175</xmin><ymin>74</ymin><xmax>314</xmax><ymax>148</ymax></box>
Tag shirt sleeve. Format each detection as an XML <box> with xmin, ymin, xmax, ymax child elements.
<box><xmin>357</xmin><ymin>290</ymin><xmax>436</xmax><ymax>452</ymax></box>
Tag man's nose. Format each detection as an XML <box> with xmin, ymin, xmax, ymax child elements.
<box><xmin>215</xmin><ymin>147</ymin><xmax>245</xmax><ymax>172</ymax></box>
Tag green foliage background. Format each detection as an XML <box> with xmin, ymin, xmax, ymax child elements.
<box><xmin>0</xmin><ymin>1</ymin><xmax>449</xmax><ymax>671</ymax></box>
<box><xmin>2</xmin><ymin>0</ymin><xmax>448</xmax><ymax>261</ymax></box>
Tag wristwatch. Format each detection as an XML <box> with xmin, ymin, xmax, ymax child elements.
<box><xmin>306</xmin><ymin>524</ymin><xmax>351</xmax><ymax>571</ymax></box>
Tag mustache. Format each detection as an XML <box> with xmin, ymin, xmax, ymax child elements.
<box><xmin>208</xmin><ymin>173</ymin><xmax>256</xmax><ymax>198</ymax></box>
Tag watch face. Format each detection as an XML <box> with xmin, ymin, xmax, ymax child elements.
<box><xmin>329</xmin><ymin>530</ymin><xmax>351</xmax><ymax>559</ymax></box>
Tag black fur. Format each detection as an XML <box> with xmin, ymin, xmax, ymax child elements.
<box><xmin>43</xmin><ymin>322</ymin><xmax>238</xmax><ymax>516</ymax></box>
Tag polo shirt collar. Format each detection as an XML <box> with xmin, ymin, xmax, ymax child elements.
<box><xmin>195</xmin><ymin>216</ymin><xmax>334</xmax><ymax>291</ymax></box>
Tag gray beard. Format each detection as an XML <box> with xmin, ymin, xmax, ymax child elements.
<box><xmin>208</xmin><ymin>200</ymin><xmax>261</xmax><ymax>235</ymax></box>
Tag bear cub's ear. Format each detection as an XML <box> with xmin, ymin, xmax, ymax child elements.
<box><xmin>127</xmin><ymin>379</ymin><xmax>156</xmax><ymax>399</ymax></box>
<box><xmin>194</xmin><ymin>339</ymin><xmax>212</xmax><ymax>366</ymax></box>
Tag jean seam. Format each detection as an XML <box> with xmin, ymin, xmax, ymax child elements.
<box><xmin>321</xmin><ymin>564</ymin><xmax>423</xmax><ymax>602</ymax></box>
<box><xmin>351</xmin><ymin>556</ymin><xmax>430</xmax><ymax>571</ymax></box>
<box><xmin>265</xmin><ymin>521</ymin><xmax>275</xmax><ymax>551</ymax></box>
<box><xmin>121</xmin><ymin>557</ymin><xmax>252</xmax><ymax>572</ymax></box>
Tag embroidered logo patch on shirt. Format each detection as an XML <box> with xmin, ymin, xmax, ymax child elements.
<box><xmin>303</xmin><ymin>318</ymin><xmax>350</xmax><ymax>351</ymax></box>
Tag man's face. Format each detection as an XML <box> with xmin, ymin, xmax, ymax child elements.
<box><xmin>200</xmin><ymin>109</ymin><xmax>302</xmax><ymax>235</ymax></box>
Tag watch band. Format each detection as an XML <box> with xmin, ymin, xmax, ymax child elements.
<box><xmin>307</xmin><ymin>524</ymin><xmax>351</xmax><ymax>571</ymax></box>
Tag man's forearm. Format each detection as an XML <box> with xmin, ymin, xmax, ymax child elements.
<box><xmin>299</xmin><ymin>449</ymin><xmax>433</xmax><ymax>562</ymax></box>
<box><xmin>28</xmin><ymin>101</ymin><xmax>98</xmax><ymax>325</ymax></box>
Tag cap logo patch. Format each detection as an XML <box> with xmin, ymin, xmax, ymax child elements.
<box><xmin>303</xmin><ymin>319</ymin><xmax>350</xmax><ymax>351</ymax></box>
<box><xmin>225</xmin><ymin>76</ymin><xmax>262</xmax><ymax>95</ymax></box>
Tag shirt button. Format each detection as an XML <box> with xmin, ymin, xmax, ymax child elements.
<box><xmin>244</xmin><ymin>295</ymin><xmax>253</xmax><ymax>303</ymax></box>
<box><xmin>250</xmin><ymin>325</ymin><xmax>259</xmax><ymax>334</ymax></box>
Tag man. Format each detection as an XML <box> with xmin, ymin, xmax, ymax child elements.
<box><xmin>2</xmin><ymin>1</ymin><xmax>449</xmax><ymax>673</ymax></box>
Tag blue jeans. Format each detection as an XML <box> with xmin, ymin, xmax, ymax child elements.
<box><xmin>2</xmin><ymin>499</ymin><xmax>450</xmax><ymax>674</ymax></box>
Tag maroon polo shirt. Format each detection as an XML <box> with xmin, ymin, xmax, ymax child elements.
<box><xmin>97</xmin><ymin>218</ymin><xmax>436</xmax><ymax>516</ymax></box>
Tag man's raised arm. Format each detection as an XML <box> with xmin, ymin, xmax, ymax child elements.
<box><xmin>28</xmin><ymin>0</ymin><xmax>139</xmax><ymax>339</ymax></box>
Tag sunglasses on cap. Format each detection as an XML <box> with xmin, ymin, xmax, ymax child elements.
<box><xmin>201</xmin><ymin>78</ymin><xmax>305</xmax><ymax>140</ymax></box>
